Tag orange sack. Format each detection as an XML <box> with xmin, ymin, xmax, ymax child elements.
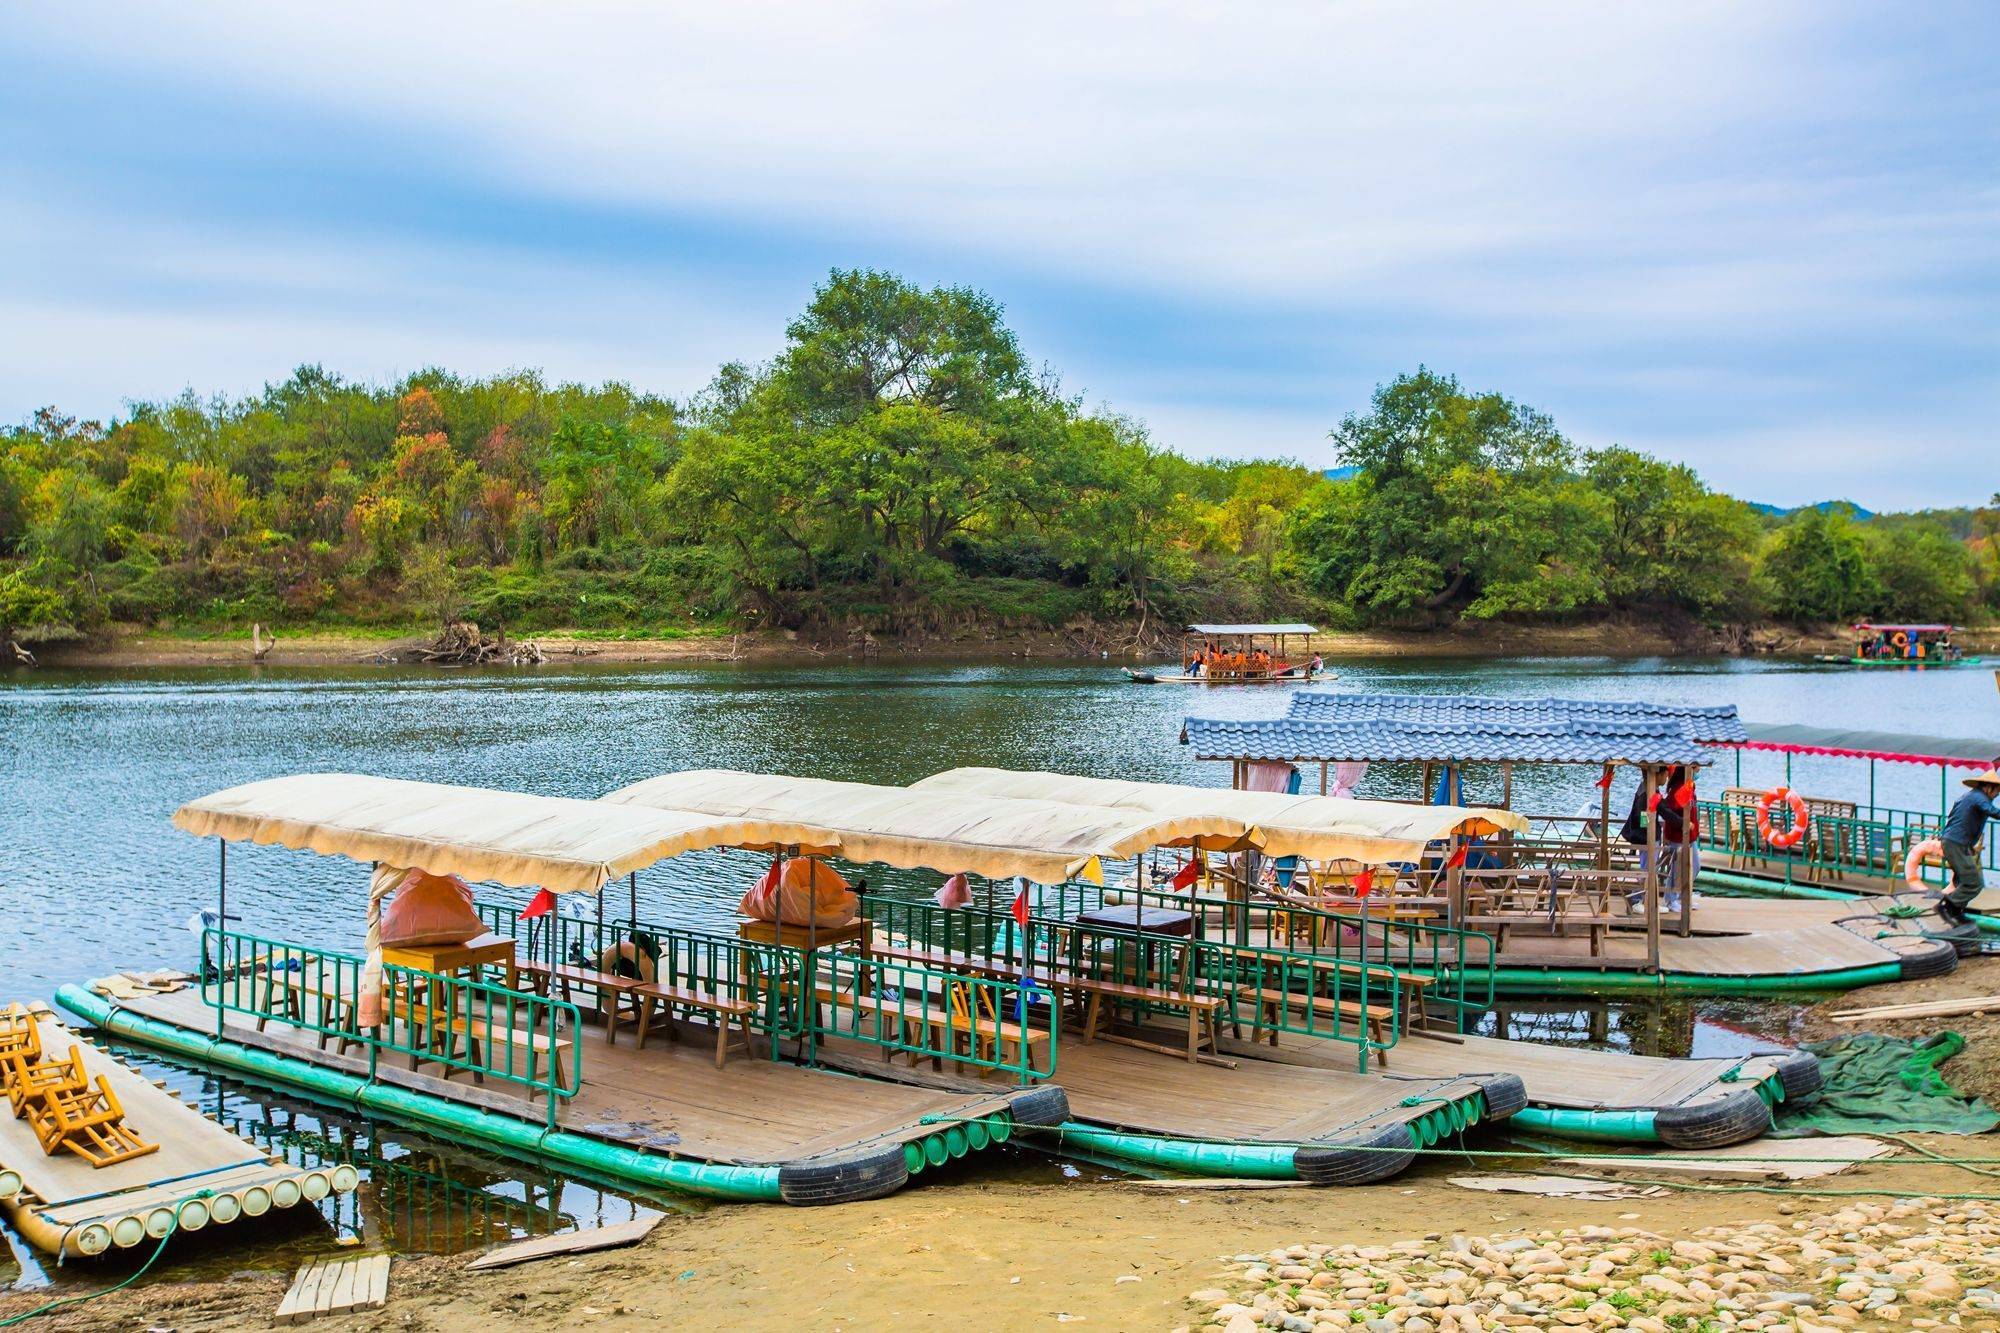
<box><xmin>379</xmin><ymin>869</ymin><xmax>485</xmax><ymax>947</ymax></box>
<box><xmin>739</xmin><ymin>857</ymin><xmax>858</xmax><ymax>929</ymax></box>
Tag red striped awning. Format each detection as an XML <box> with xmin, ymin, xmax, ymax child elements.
<box><xmin>1718</xmin><ymin>723</ymin><xmax>1998</xmax><ymax>769</ymax></box>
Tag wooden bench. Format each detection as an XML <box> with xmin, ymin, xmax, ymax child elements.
<box><xmin>869</xmin><ymin>942</ymin><xmax>1219</xmax><ymax>1062</ymax></box>
<box><xmin>1211</xmin><ymin>944</ymin><xmax>1434</xmax><ymax>1034</ymax></box>
<box><xmin>1245</xmin><ymin>989</ymin><xmax>1397</xmax><ymax>1065</ymax></box>
<box><xmin>1463</xmin><ymin>912</ymin><xmax>1614</xmax><ymax>956</ymax></box>
<box><xmin>517</xmin><ymin>959</ymin><xmax>648</xmax><ymax>1045</ymax></box>
<box><xmin>631</xmin><ymin>981</ymin><xmax>756</xmax><ymax>1068</ymax></box>
<box><xmin>251</xmin><ymin>968</ymin><xmax>363</xmax><ymax>1052</ymax></box>
<box><xmin>786</xmin><ymin>980</ymin><xmax>1052</xmax><ymax>1073</ymax></box>
<box><xmin>390</xmin><ymin>992</ymin><xmax>572</xmax><ymax>1099</ymax></box>
<box><xmin>519</xmin><ymin>960</ymin><xmax>757</xmax><ymax>1065</ymax></box>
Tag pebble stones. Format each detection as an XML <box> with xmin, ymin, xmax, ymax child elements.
<box><xmin>1187</xmin><ymin>1199</ymin><xmax>2000</xmax><ymax>1331</ymax></box>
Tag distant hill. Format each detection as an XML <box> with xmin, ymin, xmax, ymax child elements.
<box><xmin>1747</xmin><ymin>499</ymin><xmax>1875</xmax><ymax>520</ymax></box>
<box><xmin>1325</xmin><ymin>465</ymin><xmax>1361</xmax><ymax>482</ymax></box>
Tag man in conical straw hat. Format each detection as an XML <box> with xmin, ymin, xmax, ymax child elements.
<box><xmin>1939</xmin><ymin>768</ymin><xmax>2000</xmax><ymax>925</ymax></box>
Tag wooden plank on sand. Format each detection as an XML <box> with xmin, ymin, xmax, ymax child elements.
<box><xmin>1831</xmin><ymin>994</ymin><xmax>2000</xmax><ymax>1023</ymax></box>
<box><xmin>276</xmin><ymin>1254</ymin><xmax>389</xmax><ymax>1323</ymax></box>
<box><xmin>468</xmin><ymin>1217</ymin><xmax>660</xmax><ymax>1271</ymax></box>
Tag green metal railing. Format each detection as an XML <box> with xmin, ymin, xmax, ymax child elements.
<box><xmin>802</xmin><ymin>951</ymin><xmax>1057</xmax><ymax>1085</ymax></box>
<box><xmin>203</xmin><ymin>928</ymin><xmax>581</xmax><ymax>1126</ymax></box>
<box><xmin>967</xmin><ymin>878</ymin><xmax>1493</xmax><ymax>1031</ymax></box>
<box><xmin>1696</xmin><ymin>799</ymin><xmax>1995</xmax><ymax>892</ymax></box>
<box><xmin>863</xmin><ymin>897</ymin><xmax>1399</xmax><ymax>1071</ymax></box>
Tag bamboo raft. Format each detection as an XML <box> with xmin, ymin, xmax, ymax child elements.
<box><xmin>58</xmin><ymin>985</ymin><xmax>1066</xmax><ymax>1206</ymax></box>
<box><xmin>0</xmin><ymin>1007</ymin><xmax>358</xmax><ymax>1258</ymax></box>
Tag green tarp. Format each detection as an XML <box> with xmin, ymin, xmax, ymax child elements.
<box><xmin>1772</xmin><ymin>1032</ymin><xmax>1999</xmax><ymax>1137</ymax></box>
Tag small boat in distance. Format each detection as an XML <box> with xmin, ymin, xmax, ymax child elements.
<box><xmin>1816</xmin><ymin>622</ymin><xmax>1984</xmax><ymax>667</ymax></box>
<box><xmin>1125</xmin><ymin>622</ymin><xmax>1329</xmax><ymax>684</ymax></box>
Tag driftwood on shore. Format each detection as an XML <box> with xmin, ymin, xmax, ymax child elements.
<box><xmin>5</xmin><ymin>639</ymin><xmax>33</xmax><ymax>666</ymax></box>
<box><xmin>410</xmin><ymin>620</ymin><xmax>549</xmax><ymax>666</ymax></box>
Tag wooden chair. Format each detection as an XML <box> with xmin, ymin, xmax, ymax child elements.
<box><xmin>28</xmin><ymin>1072</ymin><xmax>158</xmax><ymax>1168</ymax></box>
<box><xmin>5</xmin><ymin>1045</ymin><xmax>86</xmax><ymax>1120</ymax></box>
<box><xmin>0</xmin><ymin>1006</ymin><xmax>41</xmax><ymax>1070</ymax></box>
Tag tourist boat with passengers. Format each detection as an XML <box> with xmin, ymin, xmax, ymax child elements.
<box><xmin>909</xmin><ymin>767</ymin><xmax>1822</xmax><ymax>1148</ymax></box>
<box><xmin>1176</xmin><ymin>692</ymin><xmax>1961</xmax><ymax>997</ymax></box>
<box><xmin>1124</xmin><ymin>623</ymin><xmax>1328</xmax><ymax>684</ymax></box>
<box><xmin>1815</xmin><ymin>622</ymin><xmax>1983</xmax><ymax>668</ymax></box>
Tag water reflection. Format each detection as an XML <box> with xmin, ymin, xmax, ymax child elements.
<box><xmin>1471</xmin><ymin>996</ymin><xmax>1808</xmax><ymax>1059</ymax></box>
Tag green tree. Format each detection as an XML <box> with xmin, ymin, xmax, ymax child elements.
<box><xmin>1294</xmin><ymin>369</ymin><xmax>1599</xmax><ymax>621</ymax></box>
<box><xmin>1761</xmin><ymin>509</ymin><xmax>1878</xmax><ymax>623</ymax></box>
<box><xmin>1862</xmin><ymin>520</ymin><xmax>1975</xmax><ymax>621</ymax></box>
<box><xmin>1586</xmin><ymin>447</ymin><xmax>1763</xmax><ymax>619</ymax></box>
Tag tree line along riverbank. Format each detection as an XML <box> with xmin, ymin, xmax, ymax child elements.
<box><xmin>4</xmin><ymin>270</ymin><xmax>1997</xmax><ymax>662</ymax></box>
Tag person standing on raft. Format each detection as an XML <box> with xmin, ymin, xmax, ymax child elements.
<box><xmin>1939</xmin><ymin>769</ymin><xmax>2000</xmax><ymax>925</ymax></box>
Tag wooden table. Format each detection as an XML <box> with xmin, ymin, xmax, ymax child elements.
<box><xmin>736</xmin><ymin>918</ymin><xmax>871</xmax><ymax>957</ymax></box>
<box><xmin>382</xmin><ymin>933</ymin><xmax>518</xmax><ymax>989</ymax></box>
<box><xmin>1072</xmin><ymin>905</ymin><xmax>1193</xmax><ymax>936</ymax></box>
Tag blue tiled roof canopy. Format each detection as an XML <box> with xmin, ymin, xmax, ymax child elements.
<box><xmin>1284</xmin><ymin>691</ymin><xmax>1746</xmax><ymax>744</ymax></box>
<box><xmin>1183</xmin><ymin>692</ymin><xmax>1730</xmax><ymax>766</ymax></box>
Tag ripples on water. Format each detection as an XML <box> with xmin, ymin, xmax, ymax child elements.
<box><xmin>5</xmin><ymin>653</ymin><xmax>1987</xmax><ymax>994</ymax></box>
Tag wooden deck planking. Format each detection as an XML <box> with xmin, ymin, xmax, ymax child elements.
<box><xmin>1049</xmin><ymin>1037</ymin><xmax>1480</xmax><ymax>1142</ymax></box>
<box><xmin>1223</xmin><ymin>1028</ymin><xmax>1784</xmax><ymax>1111</ymax></box>
<box><xmin>115</xmin><ymin>991</ymin><xmax>1029</xmax><ymax>1168</ymax></box>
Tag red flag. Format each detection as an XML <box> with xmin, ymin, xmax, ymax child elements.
<box><xmin>520</xmin><ymin>888</ymin><xmax>556</xmax><ymax>920</ymax></box>
<box><xmin>1010</xmin><ymin>885</ymin><xmax>1031</xmax><ymax>931</ymax></box>
<box><xmin>1170</xmin><ymin>860</ymin><xmax>1200</xmax><ymax>892</ymax></box>
<box><xmin>1595</xmin><ymin>766</ymin><xmax>1615</xmax><ymax>790</ymax></box>
<box><xmin>1646</xmin><ymin>789</ymin><xmax>1663</xmax><ymax>813</ymax></box>
<box><xmin>1674</xmin><ymin>783</ymin><xmax>1697</xmax><ymax>809</ymax></box>
<box><xmin>1445</xmin><ymin>844</ymin><xmax>1468</xmax><ymax>869</ymax></box>
<box><xmin>1352</xmin><ymin>868</ymin><xmax>1375</xmax><ymax>898</ymax></box>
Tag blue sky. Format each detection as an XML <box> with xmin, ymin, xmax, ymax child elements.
<box><xmin>3</xmin><ymin>2</ymin><xmax>1994</xmax><ymax>509</ymax></box>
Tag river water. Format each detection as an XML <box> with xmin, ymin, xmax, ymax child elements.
<box><xmin>2</xmin><ymin>653</ymin><xmax>1993</xmax><ymax>1281</ymax></box>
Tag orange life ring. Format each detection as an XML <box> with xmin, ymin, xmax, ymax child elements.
<box><xmin>1755</xmin><ymin>787</ymin><xmax>1811</xmax><ymax>850</ymax></box>
<box><xmin>1891</xmin><ymin>631</ymin><xmax>1909</xmax><ymax>649</ymax></box>
<box><xmin>1905</xmin><ymin>838</ymin><xmax>1944</xmax><ymax>890</ymax></box>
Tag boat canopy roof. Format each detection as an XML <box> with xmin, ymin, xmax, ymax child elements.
<box><xmin>602</xmin><ymin>769</ymin><xmax>1254</xmax><ymax>884</ymax></box>
<box><xmin>1853</xmin><ymin>622</ymin><xmax>1955</xmax><ymax>634</ymax></box>
<box><xmin>1284</xmin><ymin>691</ymin><xmax>1746</xmax><ymax>743</ymax></box>
<box><xmin>911</xmin><ymin>767</ymin><xmax>1528</xmax><ymax>859</ymax></box>
<box><xmin>1186</xmin><ymin>622</ymin><xmax>1317</xmax><ymax>636</ymax></box>
<box><xmin>1182</xmin><ymin>716</ymin><xmax>1714</xmax><ymax>768</ymax></box>
<box><xmin>172</xmin><ymin>774</ymin><xmax>807</xmax><ymax>893</ymax></box>
<box><xmin>1725</xmin><ymin>723</ymin><xmax>1998</xmax><ymax>769</ymax></box>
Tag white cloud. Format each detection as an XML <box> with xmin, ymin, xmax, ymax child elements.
<box><xmin>3</xmin><ymin>2</ymin><xmax>1994</xmax><ymax>502</ymax></box>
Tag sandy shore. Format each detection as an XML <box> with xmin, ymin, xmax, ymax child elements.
<box><xmin>10</xmin><ymin>959</ymin><xmax>2000</xmax><ymax>1329</ymax></box>
<box><xmin>2</xmin><ymin>1147</ymin><xmax>1987</xmax><ymax>1332</ymax></box>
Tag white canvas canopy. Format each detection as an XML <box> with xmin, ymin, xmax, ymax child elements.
<box><xmin>601</xmin><ymin>769</ymin><xmax>1254</xmax><ymax>885</ymax></box>
<box><xmin>909</xmin><ymin>767</ymin><xmax>1526</xmax><ymax>862</ymax></box>
<box><xmin>171</xmin><ymin>773</ymin><xmax>832</xmax><ymax>894</ymax></box>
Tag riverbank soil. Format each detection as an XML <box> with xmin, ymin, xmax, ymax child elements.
<box><xmin>2</xmin><ymin>1146</ymin><xmax>1989</xmax><ymax>1331</ymax></box>
<box><xmin>1800</xmin><ymin>954</ymin><xmax>2000</xmax><ymax>1104</ymax></box>
<box><xmin>34</xmin><ymin>618</ymin><xmax>1987</xmax><ymax>669</ymax></box>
